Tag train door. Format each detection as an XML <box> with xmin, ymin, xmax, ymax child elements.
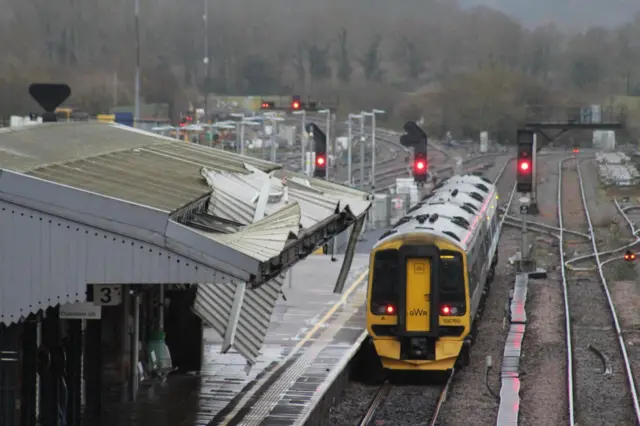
<box><xmin>405</xmin><ymin>258</ymin><xmax>431</xmax><ymax>332</ymax></box>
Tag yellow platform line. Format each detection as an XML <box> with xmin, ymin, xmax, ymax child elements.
<box><xmin>220</xmin><ymin>269</ymin><xmax>369</xmax><ymax>425</ymax></box>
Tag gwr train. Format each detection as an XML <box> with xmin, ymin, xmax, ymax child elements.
<box><xmin>363</xmin><ymin>174</ymin><xmax>501</xmax><ymax>374</ymax></box>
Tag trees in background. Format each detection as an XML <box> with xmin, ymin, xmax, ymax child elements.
<box><xmin>1</xmin><ymin>0</ymin><xmax>640</xmax><ymax>139</ymax></box>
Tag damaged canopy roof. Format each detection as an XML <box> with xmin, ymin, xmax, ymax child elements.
<box><xmin>182</xmin><ymin>164</ymin><xmax>370</xmax><ymax>286</ymax></box>
<box><xmin>0</xmin><ymin>122</ymin><xmax>371</xmax><ymax>287</ymax></box>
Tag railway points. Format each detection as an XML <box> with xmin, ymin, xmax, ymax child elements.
<box><xmin>557</xmin><ymin>158</ymin><xmax>640</xmax><ymax>425</ymax></box>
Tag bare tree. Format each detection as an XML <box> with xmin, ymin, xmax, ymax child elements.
<box><xmin>359</xmin><ymin>34</ymin><xmax>383</xmax><ymax>82</ymax></box>
<box><xmin>336</xmin><ymin>28</ymin><xmax>352</xmax><ymax>83</ymax></box>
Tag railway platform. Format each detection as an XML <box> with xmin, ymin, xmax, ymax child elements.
<box><xmin>98</xmin><ymin>251</ymin><xmax>372</xmax><ymax>426</ymax></box>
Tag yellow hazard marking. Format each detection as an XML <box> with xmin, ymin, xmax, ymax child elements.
<box><xmin>219</xmin><ymin>269</ymin><xmax>369</xmax><ymax>425</ymax></box>
<box><xmin>290</xmin><ymin>269</ymin><xmax>368</xmax><ymax>351</ymax></box>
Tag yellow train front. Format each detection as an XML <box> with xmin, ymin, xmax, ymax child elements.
<box><xmin>365</xmin><ymin>174</ymin><xmax>500</xmax><ymax>372</ymax></box>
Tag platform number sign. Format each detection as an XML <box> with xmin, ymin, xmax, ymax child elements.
<box><xmin>93</xmin><ymin>285</ymin><xmax>123</xmax><ymax>306</ymax></box>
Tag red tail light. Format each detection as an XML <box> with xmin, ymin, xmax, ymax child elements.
<box><xmin>441</xmin><ymin>305</ymin><xmax>451</xmax><ymax>315</ymax></box>
<box><xmin>385</xmin><ymin>304</ymin><xmax>396</xmax><ymax>315</ymax></box>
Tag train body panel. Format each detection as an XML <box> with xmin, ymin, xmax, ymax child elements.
<box><xmin>365</xmin><ymin>174</ymin><xmax>501</xmax><ymax>372</ymax></box>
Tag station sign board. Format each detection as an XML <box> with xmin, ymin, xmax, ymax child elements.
<box><xmin>59</xmin><ymin>302</ymin><xmax>102</xmax><ymax>320</ymax></box>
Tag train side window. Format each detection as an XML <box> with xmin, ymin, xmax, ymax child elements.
<box><xmin>439</xmin><ymin>251</ymin><xmax>466</xmax><ymax>307</ymax></box>
<box><xmin>370</xmin><ymin>249</ymin><xmax>399</xmax><ymax>312</ymax></box>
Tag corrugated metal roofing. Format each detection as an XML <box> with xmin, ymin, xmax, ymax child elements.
<box><xmin>202</xmin><ymin>166</ymin><xmax>370</xmax><ymax>229</ymax></box>
<box><xmin>196</xmin><ymin>166</ymin><xmax>371</xmax><ymax>363</ymax></box>
<box><xmin>193</xmin><ymin>275</ymin><xmax>285</xmax><ymax>363</ymax></box>
<box><xmin>0</xmin><ymin>122</ymin><xmax>372</xmax><ymax>364</ymax></box>
<box><xmin>198</xmin><ymin>203</ymin><xmax>301</xmax><ymax>262</ymax></box>
<box><xmin>0</xmin><ymin>122</ymin><xmax>278</xmax><ymax>212</ymax></box>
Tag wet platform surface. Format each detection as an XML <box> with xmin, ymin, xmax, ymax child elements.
<box><xmin>100</xmin><ymin>249</ymin><xmax>372</xmax><ymax>426</ymax></box>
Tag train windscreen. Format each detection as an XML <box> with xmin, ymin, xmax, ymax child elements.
<box><xmin>439</xmin><ymin>251</ymin><xmax>466</xmax><ymax>312</ymax></box>
<box><xmin>370</xmin><ymin>249</ymin><xmax>398</xmax><ymax>313</ymax></box>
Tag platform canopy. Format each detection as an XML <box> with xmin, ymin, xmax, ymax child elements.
<box><xmin>0</xmin><ymin>122</ymin><xmax>371</xmax><ymax>348</ymax></box>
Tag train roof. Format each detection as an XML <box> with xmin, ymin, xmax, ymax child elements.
<box><xmin>375</xmin><ymin>174</ymin><xmax>498</xmax><ymax>250</ymax></box>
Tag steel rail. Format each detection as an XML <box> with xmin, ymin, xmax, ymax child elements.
<box><xmin>429</xmin><ymin>370</ymin><xmax>456</xmax><ymax>426</ymax></box>
<box><xmin>557</xmin><ymin>157</ymin><xmax>576</xmax><ymax>426</ymax></box>
<box><xmin>357</xmin><ymin>383</ymin><xmax>392</xmax><ymax>426</ymax></box>
<box><xmin>575</xmin><ymin>159</ymin><xmax>640</xmax><ymax>423</ymax></box>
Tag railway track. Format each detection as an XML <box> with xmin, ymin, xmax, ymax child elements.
<box><xmin>353</xmin><ymin>157</ymin><xmax>515</xmax><ymax>426</ymax></box>
<box><xmin>558</xmin><ymin>158</ymin><xmax>640</xmax><ymax>425</ymax></box>
<box><xmin>357</xmin><ymin>372</ymin><xmax>454</xmax><ymax>426</ymax></box>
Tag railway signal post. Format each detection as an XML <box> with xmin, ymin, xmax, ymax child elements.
<box><xmin>516</xmin><ymin>129</ymin><xmax>539</xmax><ymax>215</ymax></box>
<box><xmin>400</xmin><ymin>120</ymin><xmax>431</xmax><ymax>199</ymax></box>
<box><xmin>517</xmin><ymin>196</ymin><xmax>536</xmax><ymax>273</ymax></box>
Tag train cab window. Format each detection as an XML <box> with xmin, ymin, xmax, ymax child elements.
<box><xmin>439</xmin><ymin>251</ymin><xmax>467</xmax><ymax>311</ymax></box>
<box><xmin>370</xmin><ymin>250</ymin><xmax>399</xmax><ymax>314</ymax></box>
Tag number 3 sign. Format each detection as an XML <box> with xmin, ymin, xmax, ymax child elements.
<box><xmin>93</xmin><ymin>285</ymin><xmax>123</xmax><ymax>306</ymax></box>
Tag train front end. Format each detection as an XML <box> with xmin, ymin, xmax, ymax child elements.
<box><xmin>366</xmin><ymin>235</ymin><xmax>470</xmax><ymax>372</ymax></box>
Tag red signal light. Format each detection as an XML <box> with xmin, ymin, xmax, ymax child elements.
<box><xmin>316</xmin><ymin>155</ymin><xmax>326</xmax><ymax>167</ymax></box>
<box><xmin>385</xmin><ymin>304</ymin><xmax>396</xmax><ymax>315</ymax></box>
<box><xmin>292</xmin><ymin>101</ymin><xmax>300</xmax><ymax>110</ymax></box>
<box><xmin>414</xmin><ymin>159</ymin><xmax>427</xmax><ymax>173</ymax></box>
<box><xmin>573</xmin><ymin>148</ymin><xmax>579</xmax><ymax>153</ymax></box>
<box><xmin>518</xmin><ymin>160</ymin><xmax>530</xmax><ymax>173</ymax></box>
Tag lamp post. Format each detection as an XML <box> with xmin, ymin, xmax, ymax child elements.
<box><xmin>292</xmin><ymin>110</ymin><xmax>307</xmax><ymax>173</ymax></box>
<box><xmin>134</xmin><ymin>0</ymin><xmax>140</xmax><ymax>127</ymax></box>
<box><xmin>203</xmin><ymin>0</ymin><xmax>210</xmax><ymax>120</ymax></box>
<box><xmin>347</xmin><ymin>113</ymin><xmax>362</xmax><ymax>185</ymax></box>
<box><xmin>359</xmin><ymin>114</ymin><xmax>366</xmax><ymax>186</ymax></box>
<box><xmin>368</xmin><ymin>109</ymin><xmax>385</xmax><ymax>189</ymax></box>
<box><xmin>318</xmin><ymin>109</ymin><xmax>331</xmax><ymax>180</ymax></box>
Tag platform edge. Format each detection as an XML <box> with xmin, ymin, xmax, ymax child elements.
<box><xmin>295</xmin><ymin>331</ymin><xmax>368</xmax><ymax>426</ymax></box>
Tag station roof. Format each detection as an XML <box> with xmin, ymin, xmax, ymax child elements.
<box><xmin>0</xmin><ymin>122</ymin><xmax>370</xmax><ymax>362</ymax></box>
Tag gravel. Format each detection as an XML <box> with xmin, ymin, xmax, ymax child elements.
<box><xmin>324</xmin><ymin>382</ymin><xmax>379</xmax><ymax>425</ymax></box>
<box><xmin>516</xmin><ymin>155</ymin><xmax>568</xmax><ymax>426</ymax></box>
<box><xmin>561</xmin><ymin>160</ymin><xmax>634</xmax><ymax>425</ymax></box>
<box><xmin>581</xmin><ymin>159</ymin><xmax>640</xmax><ymax>425</ymax></box>
<box><xmin>372</xmin><ymin>385</ymin><xmax>442</xmax><ymax>425</ymax></box>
